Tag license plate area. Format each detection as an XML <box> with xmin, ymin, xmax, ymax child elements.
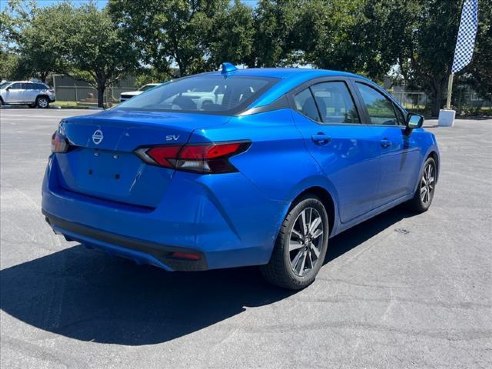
<box><xmin>86</xmin><ymin>149</ymin><xmax>126</xmax><ymax>181</ymax></box>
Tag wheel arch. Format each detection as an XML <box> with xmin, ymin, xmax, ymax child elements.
<box><xmin>290</xmin><ymin>186</ymin><xmax>336</xmax><ymax>236</ymax></box>
<box><xmin>427</xmin><ymin>151</ymin><xmax>440</xmax><ymax>182</ymax></box>
<box><xmin>36</xmin><ymin>94</ymin><xmax>50</xmax><ymax>101</ymax></box>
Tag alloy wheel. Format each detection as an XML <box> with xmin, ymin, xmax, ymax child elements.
<box><xmin>289</xmin><ymin>207</ymin><xmax>324</xmax><ymax>277</ymax></box>
<box><xmin>38</xmin><ymin>98</ymin><xmax>48</xmax><ymax>108</ymax></box>
<box><xmin>420</xmin><ymin>161</ymin><xmax>435</xmax><ymax>205</ymax></box>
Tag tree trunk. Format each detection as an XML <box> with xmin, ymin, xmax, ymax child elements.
<box><xmin>96</xmin><ymin>75</ymin><xmax>106</xmax><ymax>108</ymax></box>
<box><xmin>430</xmin><ymin>79</ymin><xmax>443</xmax><ymax>117</ymax></box>
<box><xmin>97</xmin><ymin>83</ymin><xmax>105</xmax><ymax>108</ymax></box>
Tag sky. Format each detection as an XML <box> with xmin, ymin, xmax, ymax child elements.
<box><xmin>0</xmin><ymin>0</ymin><xmax>259</xmax><ymax>11</ymax></box>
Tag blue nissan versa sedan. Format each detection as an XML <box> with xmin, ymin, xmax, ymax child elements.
<box><xmin>42</xmin><ymin>64</ymin><xmax>439</xmax><ymax>289</ymax></box>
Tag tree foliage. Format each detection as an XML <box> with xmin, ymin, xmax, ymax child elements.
<box><xmin>2</xmin><ymin>0</ymin><xmax>490</xmax><ymax>114</ymax></box>
<box><xmin>108</xmin><ymin>0</ymin><xmax>231</xmax><ymax>76</ymax></box>
<box><xmin>66</xmin><ymin>4</ymin><xmax>139</xmax><ymax>107</ymax></box>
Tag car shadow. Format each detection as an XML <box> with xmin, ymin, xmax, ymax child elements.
<box><xmin>0</xmin><ymin>205</ymin><xmax>415</xmax><ymax>346</ymax></box>
<box><xmin>325</xmin><ymin>204</ymin><xmax>415</xmax><ymax>263</ymax></box>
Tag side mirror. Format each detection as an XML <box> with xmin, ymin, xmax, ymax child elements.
<box><xmin>6</xmin><ymin>86</ymin><xmax>11</xmax><ymax>91</ymax></box>
<box><xmin>406</xmin><ymin>113</ymin><xmax>424</xmax><ymax>130</ymax></box>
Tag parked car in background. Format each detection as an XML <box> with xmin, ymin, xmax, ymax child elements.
<box><xmin>43</xmin><ymin>64</ymin><xmax>439</xmax><ymax>290</ymax></box>
<box><xmin>119</xmin><ymin>83</ymin><xmax>162</xmax><ymax>102</ymax></box>
<box><xmin>0</xmin><ymin>81</ymin><xmax>55</xmax><ymax>108</ymax></box>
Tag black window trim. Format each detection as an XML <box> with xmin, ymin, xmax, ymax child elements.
<box><xmin>350</xmin><ymin>79</ymin><xmax>408</xmax><ymax>127</ymax></box>
<box><xmin>287</xmin><ymin>77</ymin><xmax>364</xmax><ymax>126</ymax></box>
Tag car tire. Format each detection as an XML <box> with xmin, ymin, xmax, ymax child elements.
<box><xmin>407</xmin><ymin>157</ymin><xmax>437</xmax><ymax>213</ymax></box>
<box><xmin>36</xmin><ymin>96</ymin><xmax>49</xmax><ymax>108</ymax></box>
<box><xmin>260</xmin><ymin>195</ymin><xmax>329</xmax><ymax>290</ymax></box>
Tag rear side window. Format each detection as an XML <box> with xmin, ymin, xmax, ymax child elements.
<box><xmin>293</xmin><ymin>88</ymin><xmax>321</xmax><ymax>122</ymax></box>
<box><xmin>293</xmin><ymin>81</ymin><xmax>360</xmax><ymax>124</ymax></box>
<box><xmin>119</xmin><ymin>75</ymin><xmax>277</xmax><ymax>114</ymax></box>
<box><xmin>356</xmin><ymin>82</ymin><xmax>399</xmax><ymax>125</ymax></box>
<box><xmin>33</xmin><ymin>83</ymin><xmax>47</xmax><ymax>90</ymax></box>
<box><xmin>22</xmin><ymin>83</ymin><xmax>33</xmax><ymax>89</ymax></box>
<box><xmin>311</xmin><ymin>82</ymin><xmax>360</xmax><ymax>124</ymax></box>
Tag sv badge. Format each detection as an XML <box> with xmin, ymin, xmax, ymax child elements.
<box><xmin>166</xmin><ymin>135</ymin><xmax>180</xmax><ymax>141</ymax></box>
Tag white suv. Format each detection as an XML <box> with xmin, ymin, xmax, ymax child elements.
<box><xmin>0</xmin><ymin>81</ymin><xmax>56</xmax><ymax>108</ymax></box>
<box><xmin>120</xmin><ymin>83</ymin><xmax>161</xmax><ymax>102</ymax></box>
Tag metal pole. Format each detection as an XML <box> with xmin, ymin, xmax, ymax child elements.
<box><xmin>446</xmin><ymin>73</ymin><xmax>454</xmax><ymax>109</ymax></box>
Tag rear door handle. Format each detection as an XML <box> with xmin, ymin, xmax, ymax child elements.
<box><xmin>380</xmin><ymin>139</ymin><xmax>392</xmax><ymax>148</ymax></box>
<box><xmin>311</xmin><ymin>133</ymin><xmax>331</xmax><ymax>145</ymax></box>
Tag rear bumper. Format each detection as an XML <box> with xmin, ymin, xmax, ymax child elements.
<box><xmin>42</xmin><ymin>155</ymin><xmax>286</xmax><ymax>271</ymax></box>
<box><xmin>44</xmin><ymin>211</ymin><xmax>208</xmax><ymax>271</ymax></box>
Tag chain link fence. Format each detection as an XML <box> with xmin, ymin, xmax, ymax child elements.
<box><xmin>53</xmin><ymin>85</ymin><xmax>137</xmax><ymax>106</ymax></box>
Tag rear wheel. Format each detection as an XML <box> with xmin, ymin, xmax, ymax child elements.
<box><xmin>36</xmin><ymin>96</ymin><xmax>49</xmax><ymax>108</ymax></box>
<box><xmin>408</xmin><ymin>157</ymin><xmax>437</xmax><ymax>213</ymax></box>
<box><xmin>261</xmin><ymin>195</ymin><xmax>329</xmax><ymax>290</ymax></box>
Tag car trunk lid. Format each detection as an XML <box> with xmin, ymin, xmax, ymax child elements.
<box><xmin>56</xmin><ymin>110</ymin><xmax>229</xmax><ymax>208</ymax></box>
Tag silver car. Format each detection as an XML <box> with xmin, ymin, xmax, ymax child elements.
<box><xmin>0</xmin><ymin>81</ymin><xmax>56</xmax><ymax>108</ymax></box>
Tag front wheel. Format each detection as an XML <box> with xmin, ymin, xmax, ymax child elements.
<box><xmin>407</xmin><ymin>157</ymin><xmax>437</xmax><ymax>213</ymax></box>
<box><xmin>260</xmin><ymin>195</ymin><xmax>329</xmax><ymax>290</ymax></box>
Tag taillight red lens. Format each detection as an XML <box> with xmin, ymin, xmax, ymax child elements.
<box><xmin>146</xmin><ymin>146</ymin><xmax>181</xmax><ymax>168</ymax></box>
<box><xmin>51</xmin><ymin>131</ymin><xmax>70</xmax><ymax>153</ymax></box>
<box><xmin>179</xmin><ymin>143</ymin><xmax>244</xmax><ymax>160</ymax></box>
<box><xmin>135</xmin><ymin>142</ymin><xmax>250</xmax><ymax>173</ymax></box>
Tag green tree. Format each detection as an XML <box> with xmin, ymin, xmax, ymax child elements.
<box><xmin>248</xmin><ymin>0</ymin><xmax>301</xmax><ymax>67</ymax></box>
<box><xmin>14</xmin><ymin>2</ymin><xmax>73</xmax><ymax>82</ymax></box>
<box><xmin>208</xmin><ymin>0</ymin><xmax>255</xmax><ymax>68</ymax></box>
<box><xmin>356</xmin><ymin>0</ymin><xmax>463</xmax><ymax>116</ymax></box>
<box><xmin>65</xmin><ymin>4</ymin><xmax>138</xmax><ymax>107</ymax></box>
<box><xmin>108</xmin><ymin>0</ymin><xmax>228</xmax><ymax>76</ymax></box>
<box><xmin>294</xmin><ymin>0</ymin><xmax>365</xmax><ymax>72</ymax></box>
<box><xmin>0</xmin><ymin>51</ymin><xmax>21</xmax><ymax>80</ymax></box>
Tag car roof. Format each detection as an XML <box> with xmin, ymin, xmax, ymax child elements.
<box><xmin>205</xmin><ymin>67</ymin><xmax>358</xmax><ymax>80</ymax></box>
<box><xmin>200</xmin><ymin>68</ymin><xmax>371</xmax><ymax>108</ymax></box>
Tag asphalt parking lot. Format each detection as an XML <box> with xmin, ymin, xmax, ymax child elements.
<box><xmin>1</xmin><ymin>108</ymin><xmax>491</xmax><ymax>369</ymax></box>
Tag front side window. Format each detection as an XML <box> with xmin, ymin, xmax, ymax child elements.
<box><xmin>310</xmin><ymin>82</ymin><xmax>360</xmax><ymax>124</ymax></box>
<box><xmin>118</xmin><ymin>75</ymin><xmax>277</xmax><ymax>114</ymax></box>
<box><xmin>10</xmin><ymin>83</ymin><xmax>22</xmax><ymax>89</ymax></box>
<box><xmin>356</xmin><ymin>82</ymin><xmax>398</xmax><ymax>125</ymax></box>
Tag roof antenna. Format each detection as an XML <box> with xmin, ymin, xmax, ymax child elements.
<box><xmin>221</xmin><ymin>62</ymin><xmax>237</xmax><ymax>75</ymax></box>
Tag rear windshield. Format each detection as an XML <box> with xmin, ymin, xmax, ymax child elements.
<box><xmin>117</xmin><ymin>75</ymin><xmax>277</xmax><ymax>114</ymax></box>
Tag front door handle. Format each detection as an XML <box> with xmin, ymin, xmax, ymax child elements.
<box><xmin>380</xmin><ymin>139</ymin><xmax>392</xmax><ymax>148</ymax></box>
<box><xmin>311</xmin><ymin>133</ymin><xmax>331</xmax><ymax>145</ymax></box>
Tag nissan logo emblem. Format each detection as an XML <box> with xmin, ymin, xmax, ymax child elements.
<box><xmin>92</xmin><ymin>129</ymin><xmax>103</xmax><ymax>145</ymax></box>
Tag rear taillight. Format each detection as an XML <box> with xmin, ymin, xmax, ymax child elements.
<box><xmin>51</xmin><ymin>131</ymin><xmax>70</xmax><ymax>153</ymax></box>
<box><xmin>135</xmin><ymin>141</ymin><xmax>250</xmax><ymax>173</ymax></box>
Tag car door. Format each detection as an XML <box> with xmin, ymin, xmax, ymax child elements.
<box><xmin>21</xmin><ymin>82</ymin><xmax>37</xmax><ymax>103</ymax></box>
<box><xmin>3</xmin><ymin>83</ymin><xmax>23</xmax><ymax>103</ymax></box>
<box><xmin>290</xmin><ymin>79</ymin><xmax>382</xmax><ymax>223</ymax></box>
<box><xmin>353</xmin><ymin>81</ymin><xmax>421</xmax><ymax>207</ymax></box>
